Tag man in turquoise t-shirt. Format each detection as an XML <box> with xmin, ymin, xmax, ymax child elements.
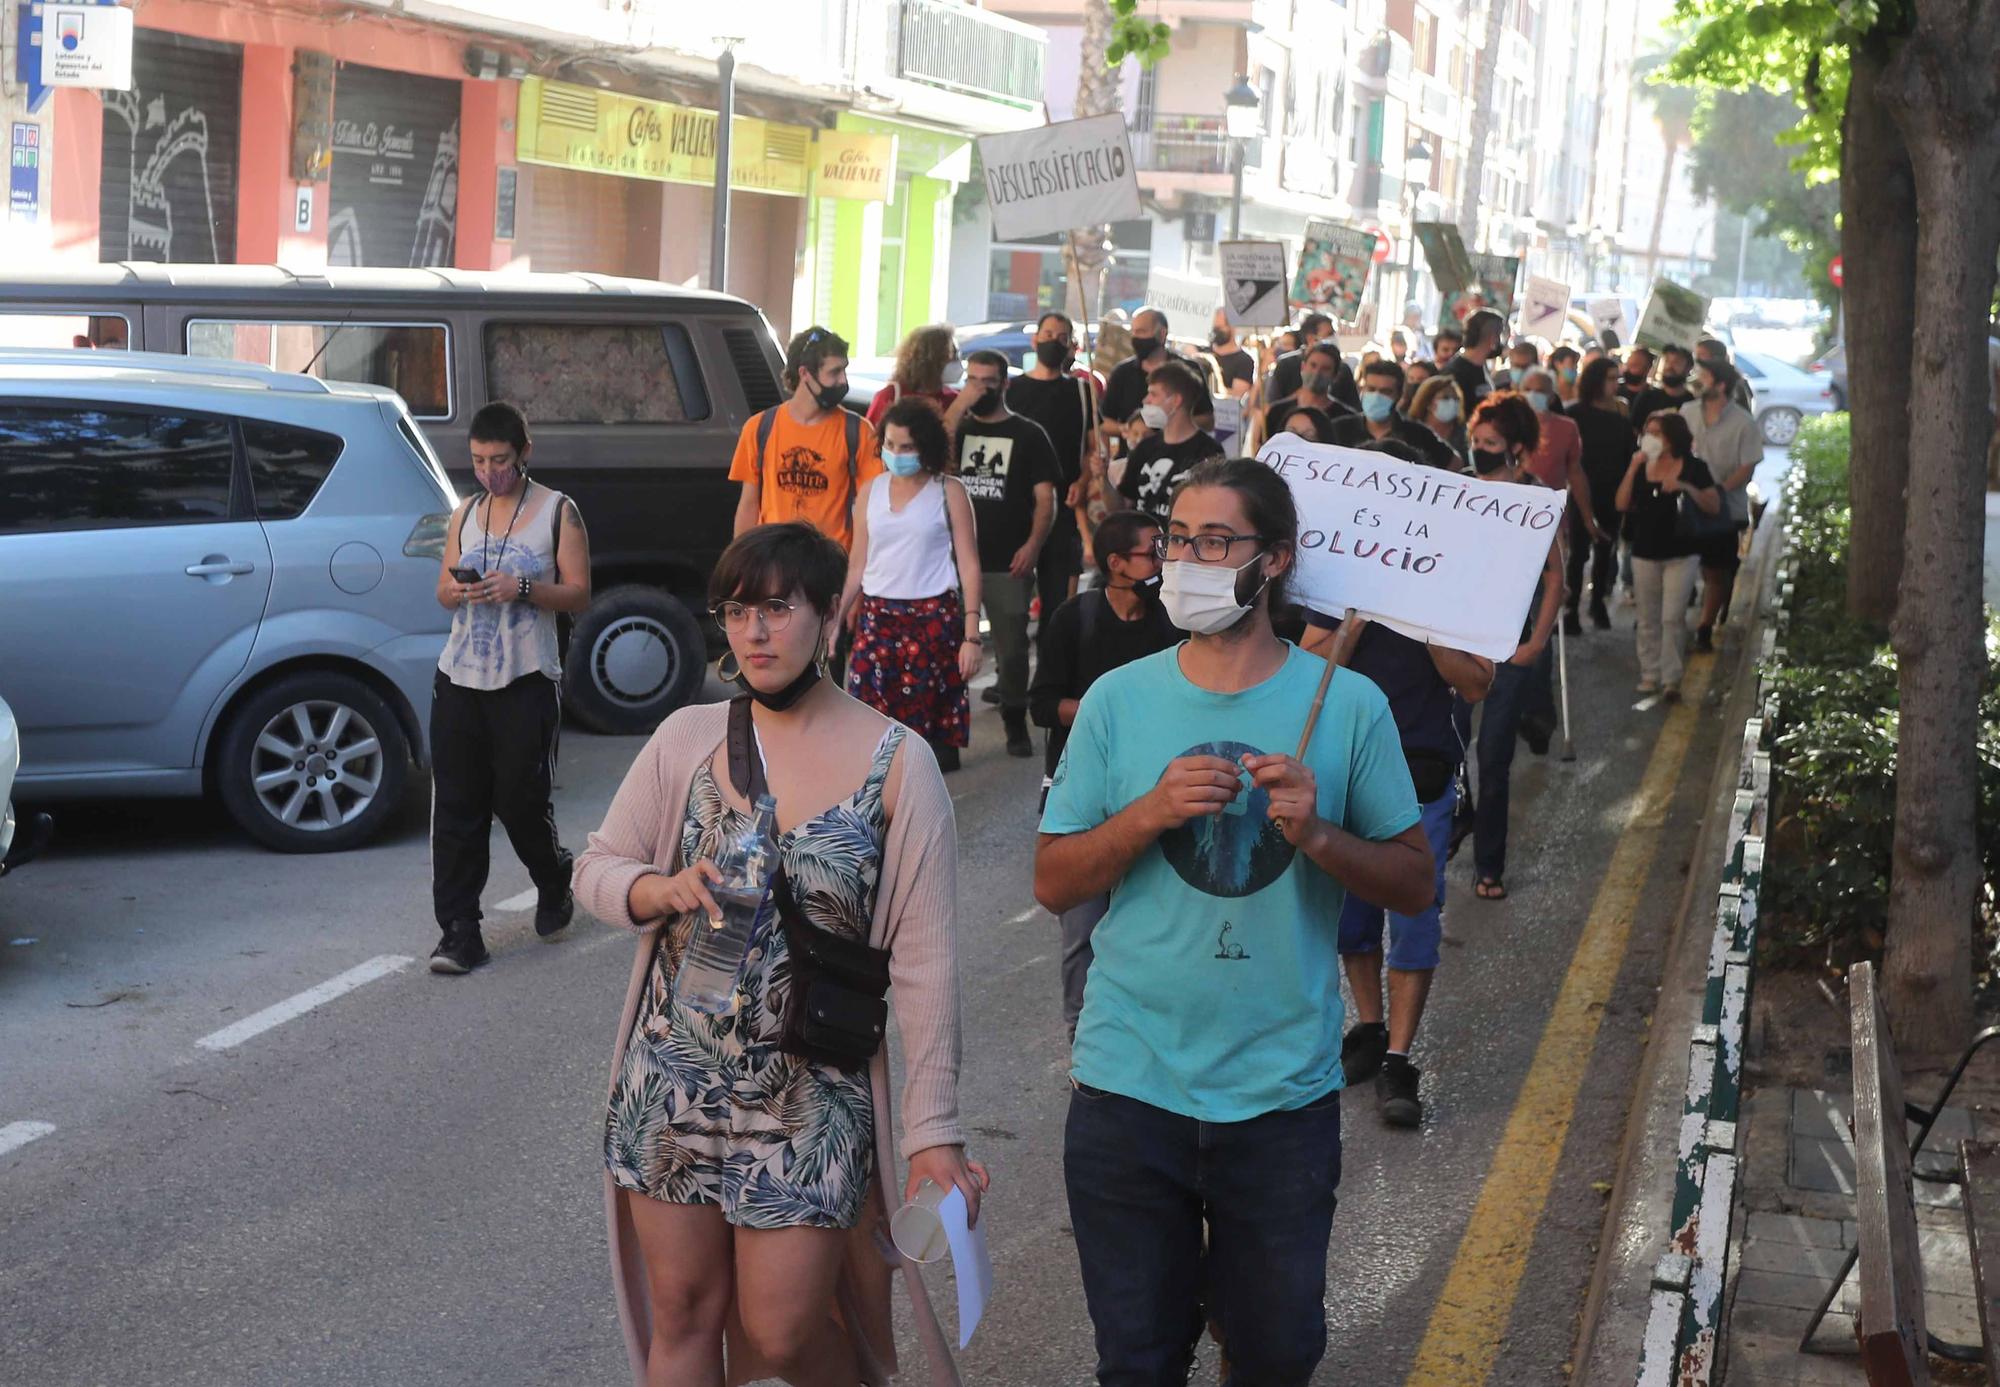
<box><xmin>1035</xmin><ymin>457</ymin><xmax>1432</xmax><ymax>1386</ymax></box>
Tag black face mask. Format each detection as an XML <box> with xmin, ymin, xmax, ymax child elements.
<box><xmin>808</xmin><ymin>373</ymin><xmax>846</xmax><ymax>411</ymax></box>
<box><xmin>1034</xmin><ymin>339</ymin><xmax>1074</xmax><ymax>370</ymax></box>
<box><xmin>1210</xmin><ymin>328</ymin><xmax>1231</xmax><ymax>347</ymax></box>
<box><xmin>1131</xmin><ymin>335</ymin><xmax>1162</xmax><ymax>360</ymax></box>
<box><xmin>1471</xmin><ymin>447</ymin><xmax>1510</xmax><ymax>475</ymax></box>
<box><xmin>1661</xmin><ymin>371</ymin><xmax>1688</xmax><ymax>389</ymax></box>
<box><xmin>736</xmin><ymin>662</ymin><xmax>820</xmax><ymax>711</ymax></box>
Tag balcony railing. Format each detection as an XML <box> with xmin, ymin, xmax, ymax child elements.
<box><xmin>896</xmin><ymin>0</ymin><xmax>1046</xmax><ymax>109</ymax></box>
<box><xmin>1130</xmin><ymin>113</ymin><xmax>1261</xmax><ymax>175</ymax></box>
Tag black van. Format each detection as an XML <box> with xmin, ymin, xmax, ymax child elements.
<box><xmin>1</xmin><ymin>264</ymin><xmax>786</xmax><ymax>733</ymax></box>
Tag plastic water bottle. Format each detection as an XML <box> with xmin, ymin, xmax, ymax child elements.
<box><xmin>673</xmin><ymin>793</ymin><xmax>780</xmax><ymax>1014</ymax></box>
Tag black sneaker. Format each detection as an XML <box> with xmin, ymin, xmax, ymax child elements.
<box><xmin>1521</xmin><ymin>714</ymin><xmax>1554</xmax><ymax>756</ymax></box>
<box><xmin>429</xmin><ymin>922</ymin><xmax>489</xmax><ymax>974</ymax></box>
<box><xmin>1695</xmin><ymin>625</ymin><xmax>1715</xmax><ymax>652</ymax></box>
<box><xmin>934</xmin><ymin>744</ymin><xmax>961</xmax><ymax>773</ymax></box>
<box><xmin>1003</xmin><ymin>711</ymin><xmax>1034</xmax><ymax>759</ymax></box>
<box><xmin>1590</xmin><ymin>599</ymin><xmax>1612</xmax><ymax>630</ymax></box>
<box><xmin>1377</xmin><ymin>1056</ymin><xmax>1423</xmax><ymax>1128</ymax></box>
<box><xmin>1562</xmin><ymin>609</ymin><xmax>1584</xmax><ymax>637</ymax></box>
<box><xmin>980</xmin><ymin>685</ymin><xmax>1001</xmax><ymax>706</ymax></box>
<box><xmin>536</xmin><ymin>849</ymin><xmax>576</xmax><ymax>939</ymax></box>
<box><xmin>1341</xmin><ymin>1021</ymin><xmax>1390</xmax><ymax>1086</ymax></box>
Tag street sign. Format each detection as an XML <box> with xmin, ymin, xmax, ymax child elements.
<box><xmin>1519</xmin><ymin>275</ymin><xmax>1571</xmax><ymax>338</ymax></box>
<box><xmin>1829</xmin><ymin>255</ymin><xmax>1844</xmax><ymax>288</ymax></box>
<box><xmin>1371</xmin><ymin>228</ymin><xmax>1392</xmax><ymax>264</ymax></box>
<box><xmin>976</xmin><ymin>113</ymin><xmax>1140</xmax><ymax>241</ymax></box>
<box><xmin>1142</xmin><ymin>268</ymin><xmax>1220</xmax><ymax>327</ymax></box>
<box><xmin>1218</xmin><ymin>240</ymin><xmax>1289</xmax><ymax>327</ymax></box>
<box><xmin>294</xmin><ymin>184</ymin><xmax>314</xmax><ymax>232</ymax></box>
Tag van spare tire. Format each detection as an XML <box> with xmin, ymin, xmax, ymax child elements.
<box><xmin>563</xmin><ymin>586</ymin><xmax>706</xmax><ymax>735</ymax></box>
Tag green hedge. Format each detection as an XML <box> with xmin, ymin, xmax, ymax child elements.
<box><xmin>1761</xmin><ymin>415</ymin><xmax>2000</xmax><ymax>964</ymax></box>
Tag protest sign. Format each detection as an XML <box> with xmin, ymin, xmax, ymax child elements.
<box><xmin>1219</xmin><ymin>240</ymin><xmax>1288</xmax><ymax>326</ymax></box>
<box><xmin>1256</xmin><ymin>433</ymin><xmax>1565</xmax><ymax>660</ymax></box>
<box><xmin>1587</xmin><ymin>296</ymin><xmax>1628</xmax><ymax>344</ymax></box>
<box><xmin>1143</xmin><ymin>268</ymin><xmax>1220</xmax><ymax>327</ymax></box>
<box><xmin>1209</xmin><ymin>395</ymin><xmax>1244</xmax><ymax>455</ymax></box>
<box><xmin>1473</xmin><ymin>254</ymin><xmax>1521</xmax><ymax>318</ymax></box>
<box><xmin>1292</xmin><ymin>221</ymin><xmax>1377</xmax><ymax>321</ymax></box>
<box><xmin>976</xmin><ymin>114</ymin><xmax>1140</xmax><ymax>241</ymax></box>
<box><xmin>1414</xmin><ymin>222</ymin><xmax>1474</xmax><ymax>293</ymax></box>
<box><xmin>1633</xmin><ymin>280</ymin><xmax>1710</xmax><ymax>352</ymax></box>
<box><xmin>1519</xmin><ymin>275</ymin><xmax>1572</xmax><ymax>339</ymax></box>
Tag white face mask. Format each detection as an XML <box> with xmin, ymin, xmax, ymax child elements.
<box><xmin>941</xmin><ymin>359</ymin><xmax>964</xmax><ymax>387</ymax></box>
<box><xmin>1160</xmin><ymin>554</ymin><xmax>1267</xmax><ymax>635</ymax></box>
<box><xmin>1138</xmin><ymin>402</ymin><xmax>1171</xmax><ymax>430</ymax></box>
<box><xmin>1639</xmin><ymin>433</ymin><xmax>1665</xmax><ymax>460</ymax></box>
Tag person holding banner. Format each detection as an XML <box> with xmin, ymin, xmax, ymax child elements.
<box><xmin>1519</xmin><ymin>366</ymin><xmax>1606</xmax><ymax>639</ymax></box>
<box><xmin>1035</xmin><ymin>457</ymin><xmax>1432</xmax><ymax>1387</ymax></box>
<box><xmin>1276</xmin><ymin>404</ymin><xmax>1341</xmax><ymax>446</ymax></box>
<box><xmin>1616</xmin><ymin>346</ymin><xmax>1656</xmax><ymax>406</ymax></box>
<box><xmin>1444</xmin><ymin>310</ymin><xmax>1505</xmax><ymax>415</ymax></box>
<box><xmin>1101</xmin><ymin>307</ymin><xmax>1173</xmax><ymax>432</ymax></box>
<box><xmin>1616</xmin><ymin>411</ymin><xmax>1722</xmax><ymax>699</ymax></box>
<box><xmin>1630</xmin><ymin>344</ymin><xmax>1696</xmax><ymax>427</ymax></box>
<box><xmin>1464</xmin><ymin>393</ymin><xmax>1566</xmax><ymax>901</ymax></box>
<box><xmin>1683</xmin><ymin>357</ymin><xmax>1764</xmax><ymax>652</ymax></box>
<box><xmin>1208</xmin><ymin>309</ymin><xmax>1256</xmax><ymax>399</ymax></box>
<box><xmin>1009</xmin><ymin>311</ymin><xmax>1104</xmax><ymax>617</ymax></box>
<box><xmin>1331</xmin><ymin>358</ymin><xmax>1461</xmax><ymax>470</ymax></box>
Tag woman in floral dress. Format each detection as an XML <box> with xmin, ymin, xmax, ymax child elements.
<box><xmin>577</xmin><ymin>522</ymin><xmax>985</xmax><ymax>1387</ymax></box>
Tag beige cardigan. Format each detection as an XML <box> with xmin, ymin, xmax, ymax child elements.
<box><xmin>573</xmin><ymin>701</ymin><xmax>964</xmax><ymax>1387</ymax></box>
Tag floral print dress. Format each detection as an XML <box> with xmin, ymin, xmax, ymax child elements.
<box><xmin>604</xmin><ymin>726</ymin><xmax>904</xmax><ymax>1229</ymax></box>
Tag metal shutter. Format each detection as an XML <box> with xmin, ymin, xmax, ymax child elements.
<box><xmin>99</xmin><ymin>31</ymin><xmax>241</xmax><ymax>263</ymax></box>
<box><xmin>326</xmin><ymin>64</ymin><xmax>461</xmax><ymax>267</ymax></box>
<box><xmin>724</xmin><ymin>328</ymin><xmax>782</xmax><ymax>412</ymax></box>
<box><xmin>518</xmin><ymin>164</ymin><xmax>654</xmax><ymax>277</ymax></box>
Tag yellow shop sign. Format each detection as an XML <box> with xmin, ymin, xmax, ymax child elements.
<box><xmin>813</xmin><ymin>130</ymin><xmax>897</xmax><ymax>202</ymax></box>
<box><xmin>516</xmin><ymin>77</ymin><xmax>811</xmax><ymax>197</ymax></box>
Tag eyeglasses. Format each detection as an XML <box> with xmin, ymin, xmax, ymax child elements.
<box><xmin>711</xmin><ymin>598</ymin><xmax>797</xmax><ymax>634</ymax></box>
<box><xmin>1155</xmin><ymin>532</ymin><xmax>1264</xmax><ymax>562</ymax></box>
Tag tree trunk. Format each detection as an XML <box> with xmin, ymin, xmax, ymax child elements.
<box><xmin>1457</xmin><ymin>0</ymin><xmax>1508</xmax><ymax>247</ymax></box>
<box><xmin>1876</xmin><ymin>0</ymin><xmax>2000</xmax><ymax>1061</ymax></box>
<box><xmin>1842</xmin><ymin>41</ymin><xmax>1919</xmax><ymax>627</ymax></box>
<box><xmin>1070</xmin><ymin>0</ymin><xmax>1121</xmax><ymax>355</ymax></box>
<box><xmin>1644</xmin><ymin>137</ymin><xmax>1678</xmax><ymax>283</ymax></box>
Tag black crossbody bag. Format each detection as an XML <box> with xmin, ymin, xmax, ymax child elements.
<box><xmin>725</xmin><ymin>696</ymin><xmax>891</xmax><ymax>1068</ymax></box>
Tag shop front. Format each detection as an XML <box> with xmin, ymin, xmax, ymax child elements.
<box><xmin>98</xmin><ymin>30</ymin><xmax>242</xmax><ymax>263</ymax></box>
<box><xmin>326</xmin><ymin>63</ymin><xmax>462</xmax><ymax>268</ymax></box>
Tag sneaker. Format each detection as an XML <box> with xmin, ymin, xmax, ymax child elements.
<box><xmin>1562</xmin><ymin>610</ymin><xmax>1584</xmax><ymax>637</ymax></box>
<box><xmin>1590</xmin><ymin>600</ymin><xmax>1611</xmax><ymax>630</ymax></box>
<box><xmin>1695</xmin><ymin>625</ymin><xmax>1714</xmax><ymax>653</ymax></box>
<box><xmin>429</xmin><ymin>922</ymin><xmax>489</xmax><ymax>974</ymax></box>
<box><xmin>536</xmin><ymin>849</ymin><xmax>576</xmax><ymax>939</ymax></box>
<box><xmin>980</xmin><ymin>685</ymin><xmax>1001</xmax><ymax>706</ymax></box>
<box><xmin>1662</xmin><ymin>684</ymin><xmax>1682</xmax><ymax>704</ymax></box>
<box><xmin>1377</xmin><ymin>1056</ymin><xmax>1423</xmax><ymax>1128</ymax></box>
<box><xmin>1341</xmin><ymin>1021</ymin><xmax>1390</xmax><ymax>1086</ymax></box>
<box><xmin>934</xmin><ymin>744</ymin><xmax>961</xmax><ymax>774</ymax></box>
<box><xmin>1002</xmin><ymin>711</ymin><xmax>1034</xmax><ymax>759</ymax></box>
<box><xmin>1636</xmin><ymin>679</ymin><xmax>1659</xmax><ymax>695</ymax></box>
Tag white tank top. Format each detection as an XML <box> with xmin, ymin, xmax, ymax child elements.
<box><xmin>861</xmin><ymin>474</ymin><xmax>960</xmax><ymax>601</ymax></box>
<box><xmin>438</xmin><ymin>483</ymin><xmax>565</xmax><ymax>690</ymax></box>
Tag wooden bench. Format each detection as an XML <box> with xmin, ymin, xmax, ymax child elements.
<box><xmin>1960</xmin><ymin>1139</ymin><xmax>2000</xmax><ymax>1383</ymax></box>
<box><xmin>1849</xmin><ymin>961</ymin><xmax>1929</xmax><ymax>1384</ymax></box>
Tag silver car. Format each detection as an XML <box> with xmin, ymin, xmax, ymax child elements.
<box><xmin>1735</xmin><ymin>349</ymin><xmax>1837</xmax><ymax>446</ymax></box>
<box><xmin>0</xmin><ymin>349</ymin><xmax>457</xmax><ymax>852</ymax></box>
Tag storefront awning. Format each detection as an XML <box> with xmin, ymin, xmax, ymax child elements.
<box><xmin>517</xmin><ymin>76</ymin><xmax>812</xmax><ymax>197</ymax></box>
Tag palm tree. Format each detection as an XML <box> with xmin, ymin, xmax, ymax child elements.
<box><xmin>1636</xmin><ymin>50</ymin><xmax>1699</xmax><ymax>283</ymax></box>
<box><xmin>1067</xmin><ymin>0</ymin><xmax>1123</xmax><ymax>352</ymax></box>
<box><xmin>1457</xmin><ymin>0</ymin><xmax>1510</xmax><ymax>247</ymax></box>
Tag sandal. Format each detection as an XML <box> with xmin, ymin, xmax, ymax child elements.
<box><xmin>1475</xmin><ymin>877</ymin><xmax>1507</xmax><ymax>901</ymax></box>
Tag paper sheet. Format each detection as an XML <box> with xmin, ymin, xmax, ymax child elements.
<box><xmin>936</xmin><ymin>1186</ymin><xmax>993</xmax><ymax>1350</ymax></box>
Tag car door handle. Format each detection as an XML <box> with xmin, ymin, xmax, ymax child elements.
<box><xmin>185</xmin><ymin>560</ymin><xmax>254</xmax><ymax>577</ymax></box>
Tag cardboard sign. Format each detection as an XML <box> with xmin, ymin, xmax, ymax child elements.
<box><xmin>1219</xmin><ymin>240</ymin><xmax>1289</xmax><ymax>327</ymax></box>
<box><xmin>1519</xmin><ymin>275</ymin><xmax>1572</xmax><ymax>339</ymax></box>
<box><xmin>1210</xmin><ymin>395</ymin><xmax>1244</xmax><ymax>455</ymax></box>
<box><xmin>1587</xmin><ymin>296</ymin><xmax>1628</xmax><ymax>345</ymax></box>
<box><xmin>976</xmin><ymin>114</ymin><xmax>1140</xmax><ymax>241</ymax></box>
<box><xmin>1633</xmin><ymin>280</ymin><xmax>1710</xmax><ymax>352</ymax></box>
<box><xmin>1256</xmin><ymin>433</ymin><xmax>1565</xmax><ymax>659</ymax></box>
<box><xmin>1414</xmin><ymin>222</ymin><xmax>1475</xmax><ymax>294</ymax></box>
<box><xmin>1292</xmin><ymin>221</ymin><xmax>1377</xmax><ymax>321</ymax></box>
<box><xmin>1473</xmin><ymin>255</ymin><xmax>1521</xmax><ymax>318</ymax></box>
<box><xmin>1143</xmin><ymin>268</ymin><xmax>1220</xmax><ymax>329</ymax></box>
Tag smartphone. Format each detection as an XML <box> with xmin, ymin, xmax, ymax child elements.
<box><xmin>449</xmin><ymin>565</ymin><xmax>482</xmax><ymax>584</ymax></box>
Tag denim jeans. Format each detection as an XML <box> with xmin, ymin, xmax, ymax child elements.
<box><xmin>1338</xmin><ymin>784</ymin><xmax>1455</xmax><ymax>970</ymax></box>
<box><xmin>1474</xmin><ymin>660</ymin><xmax>1534</xmax><ymax>882</ymax></box>
<box><xmin>1065</xmin><ymin>1083</ymin><xmax>1342</xmax><ymax>1387</ymax></box>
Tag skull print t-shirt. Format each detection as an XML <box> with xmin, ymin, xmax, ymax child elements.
<box><xmin>1116</xmin><ymin>429</ymin><xmax>1225</xmax><ymax>517</ymax></box>
<box><xmin>1040</xmin><ymin>644</ymin><xmax>1420</xmax><ymax>1121</ymax></box>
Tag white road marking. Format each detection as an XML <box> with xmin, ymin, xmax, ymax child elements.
<box><xmin>0</xmin><ymin>1121</ymin><xmax>55</xmax><ymax>1156</ymax></box>
<box><xmin>195</xmin><ymin>955</ymin><xmax>414</xmax><ymax>1052</ymax></box>
<box><xmin>997</xmin><ymin>952</ymin><xmax>1050</xmax><ymax>980</ymax></box>
<box><xmin>494</xmin><ymin>887</ymin><xmax>540</xmax><ymax>912</ymax></box>
<box><xmin>1006</xmin><ymin>905</ymin><xmax>1041</xmax><ymax>925</ymax></box>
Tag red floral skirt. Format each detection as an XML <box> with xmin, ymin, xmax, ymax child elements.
<box><xmin>846</xmin><ymin>591</ymin><xmax>969</xmax><ymax>748</ymax></box>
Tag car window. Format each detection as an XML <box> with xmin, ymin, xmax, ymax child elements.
<box><xmin>186</xmin><ymin>320</ymin><xmax>451</xmax><ymax>418</ymax></box>
<box><xmin>0</xmin><ymin>312</ymin><xmax>131</xmax><ymax>349</ymax></box>
<box><xmin>0</xmin><ymin>404</ymin><xmax>235</xmax><ymax>536</ymax></box>
<box><xmin>483</xmin><ymin>323</ymin><xmax>707</xmax><ymax>424</ymax></box>
<box><xmin>1739</xmin><ymin>357</ymin><xmax>1765</xmax><ymax>379</ymax></box>
<box><xmin>242</xmin><ymin>419</ymin><xmax>344</xmax><ymax>520</ymax></box>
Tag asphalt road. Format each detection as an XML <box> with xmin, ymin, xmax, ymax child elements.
<box><xmin>0</xmin><ymin>487</ymin><xmax>1778</xmax><ymax>1384</ymax></box>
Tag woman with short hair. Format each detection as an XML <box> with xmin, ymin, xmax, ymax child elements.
<box><xmin>1407</xmin><ymin>374</ymin><xmax>1468</xmax><ymax>467</ymax></box>
<box><xmin>1616</xmin><ymin>410</ymin><xmax>1721</xmax><ymax>700</ymax></box>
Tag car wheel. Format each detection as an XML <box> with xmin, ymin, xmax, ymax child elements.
<box><xmin>1760</xmin><ymin>407</ymin><xmax>1803</xmax><ymax>446</ymax></box>
<box><xmin>1829</xmin><ymin>385</ymin><xmax>1846</xmax><ymax>411</ymax></box>
<box><xmin>563</xmin><ymin>585</ymin><xmax>706</xmax><ymax>735</ymax></box>
<box><xmin>216</xmin><ymin>672</ymin><xmax>410</xmax><ymax>853</ymax></box>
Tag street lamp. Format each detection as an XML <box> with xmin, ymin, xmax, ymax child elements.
<box><xmin>1224</xmin><ymin>74</ymin><xmax>1260</xmax><ymax>241</ymax></box>
<box><xmin>709</xmin><ymin>37</ymin><xmax>745</xmax><ymax>293</ymax></box>
<box><xmin>1401</xmin><ymin>138</ymin><xmax>1434</xmax><ymax>318</ymax></box>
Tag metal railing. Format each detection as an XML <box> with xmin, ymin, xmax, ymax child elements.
<box><xmin>896</xmin><ymin>0</ymin><xmax>1046</xmax><ymax>109</ymax></box>
<box><xmin>1129</xmin><ymin>113</ymin><xmax>1260</xmax><ymax>175</ymax></box>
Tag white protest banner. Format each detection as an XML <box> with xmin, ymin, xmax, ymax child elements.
<box><xmin>1144</xmin><ymin>268</ymin><xmax>1220</xmax><ymax>327</ymax></box>
<box><xmin>977</xmin><ymin>114</ymin><xmax>1140</xmax><ymax>241</ymax></box>
<box><xmin>1519</xmin><ymin>275</ymin><xmax>1571</xmax><ymax>339</ymax></box>
<box><xmin>1633</xmin><ymin>279</ymin><xmax>1710</xmax><ymax>352</ymax></box>
<box><xmin>1256</xmin><ymin>433</ymin><xmax>1564</xmax><ymax>660</ymax></box>
<box><xmin>1209</xmin><ymin>395</ymin><xmax>1244</xmax><ymax>454</ymax></box>
<box><xmin>1586</xmin><ymin>296</ymin><xmax>1628</xmax><ymax>344</ymax></box>
<box><xmin>1219</xmin><ymin>240</ymin><xmax>1288</xmax><ymax>326</ymax></box>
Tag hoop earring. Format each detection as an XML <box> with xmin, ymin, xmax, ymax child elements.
<box><xmin>716</xmin><ymin>651</ymin><xmax>742</xmax><ymax>683</ymax></box>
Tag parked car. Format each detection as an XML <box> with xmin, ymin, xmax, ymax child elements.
<box><xmin>0</xmin><ymin>693</ymin><xmax>52</xmax><ymax>879</ymax></box>
<box><xmin>0</xmin><ymin>348</ymin><xmax>460</xmax><ymax>852</ymax></box>
<box><xmin>0</xmin><ymin>264</ymin><xmax>787</xmax><ymax>734</ymax></box>
<box><xmin>1806</xmin><ymin>342</ymin><xmax>1847</xmax><ymax>410</ymax></box>
<box><xmin>1735</xmin><ymin>349</ymin><xmax>1836</xmax><ymax>445</ymax></box>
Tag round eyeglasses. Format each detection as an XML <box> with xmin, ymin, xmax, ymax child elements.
<box><xmin>711</xmin><ymin>598</ymin><xmax>798</xmax><ymax>634</ymax></box>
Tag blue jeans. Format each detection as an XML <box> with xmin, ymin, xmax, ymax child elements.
<box><xmin>1338</xmin><ymin>784</ymin><xmax>1455</xmax><ymax>970</ymax></box>
<box><xmin>1065</xmin><ymin>1084</ymin><xmax>1342</xmax><ymax>1386</ymax></box>
<box><xmin>1473</xmin><ymin>659</ymin><xmax>1540</xmax><ymax>882</ymax></box>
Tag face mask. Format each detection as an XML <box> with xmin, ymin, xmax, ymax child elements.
<box><xmin>1560</xmin><ymin>367</ymin><xmax>1578</xmax><ymax>383</ymax></box>
<box><xmin>1471</xmin><ymin>446</ymin><xmax>1510</xmax><ymax>475</ymax></box>
<box><xmin>810</xmin><ymin>374</ymin><xmax>846</xmax><ymax>411</ymax></box>
<box><xmin>1433</xmin><ymin>398</ymin><xmax>1460</xmax><ymax>423</ymax></box>
<box><xmin>971</xmin><ymin>381</ymin><xmax>1007</xmax><ymax>416</ymax></box>
<box><xmin>941</xmin><ymin>359</ymin><xmax>964</xmax><ymax>387</ymax></box>
<box><xmin>1639</xmin><ymin>434</ymin><xmax>1665</xmax><ymax>461</ymax></box>
<box><xmin>1160</xmin><ymin>553</ymin><xmax>1268</xmax><ymax>635</ymax></box>
<box><xmin>1661</xmin><ymin>371</ymin><xmax>1687</xmax><ymax>389</ymax></box>
<box><xmin>1131</xmin><ymin>335</ymin><xmax>1162</xmax><ymax>360</ymax></box>
<box><xmin>1621</xmin><ymin>372</ymin><xmax>1645</xmax><ymax>388</ymax></box>
<box><xmin>1210</xmin><ymin>328</ymin><xmax>1231</xmax><ymax>347</ymax></box>
<box><xmin>1138</xmin><ymin>402</ymin><xmax>1171</xmax><ymax>430</ymax></box>
<box><xmin>1361</xmin><ymin>391</ymin><xmax>1395</xmax><ymax>423</ymax></box>
<box><xmin>884</xmin><ymin>450</ymin><xmax>924</xmax><ymax>478</ymax></box>
<box><xmin>1034</xmin><ymin>339</ymin><xmax>1074</xmax><ymax>370</ymax></box>
<box><xmin>1526</xmin><ymin>390</ymin><xmax>1551</xmax><ymax>414</ymax></box>
<box><xmin>1497</xmin><ymin>366</ymin><xmax>1518</xmax><ymax>386</ymax></box>
<box><xmin>729</xmin><ymin>620</ymin><xmax>826</xmax><ymax>711</ymax></box>
<box><xmin>1303</xmin><ymin>370</ymin><xmax>1333</xmax><ymax>397</ymax></box>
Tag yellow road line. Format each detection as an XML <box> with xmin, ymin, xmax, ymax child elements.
<box><xmin>1405</xmin><ymin>660</ymin><xmax>1714</xmax><ymax>1386</ymax></box>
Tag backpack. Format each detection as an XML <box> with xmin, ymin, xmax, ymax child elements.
<box><xmin>754</xmin><ymin>406</ymin><xmax>862</xmax><ymax>505</ymax></box>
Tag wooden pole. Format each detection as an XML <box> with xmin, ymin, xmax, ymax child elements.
<box><xmin>1294</xmin><ymin>609</ymin><xmax>1363</xmax><ymax>760</ymax></box>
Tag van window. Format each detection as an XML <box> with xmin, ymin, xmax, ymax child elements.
<box><xmin>243</xmin><ymin>419</ymin><xmax>345</xmax><ymax>520</ymax></box>
<box><xmin>0</xmin><ymin>313</ymin><xmax>130</xmax><ymax>349</ymax></box>
<box><xmin>0</xmin><ymin>404</ymin><xmax>235</xmax><ymax>535</ymax></box>
<box><xmin>484</xmin><ymin>323</ymin><xmax>708</xmax><ymax>424</ymax></box>
<box><xmin>186</xmin><ymin>320</ymin><xmax>452</xmax><ymax>418</ymax></box>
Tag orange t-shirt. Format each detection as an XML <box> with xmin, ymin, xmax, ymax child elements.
<box><xmin>728</xmin><ymin>407</ymin><xmax>883</xmax><ymax>553</ymax></box>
